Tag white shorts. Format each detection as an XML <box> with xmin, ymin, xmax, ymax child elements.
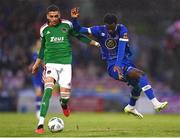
<box><xmin>45</xmin><ymin>63</ymin><xmax>72</xmax><ymax>89</ymax></box>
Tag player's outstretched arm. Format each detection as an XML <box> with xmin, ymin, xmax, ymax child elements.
<box><xmin>71</xmin><ymin>18</ymin><xmax>89</xmax><ymax>34</ymax></box>
<box><xmin>71</xmin><ymin>30</ymin><xmax>100</xmax><ymax>47</ymax></box>
<box><xmin>71</xmin><ymin>8</ymin><xmax>90</xmax><ymax>35</ymax></box>
<box><xmin>71</xmin><ymin>7</ymin><xmax>100</xmax><ymax>38</ymax></box>
<box><xmin>71</xmin><ymin>7</ymin><xmax>81</xmax><ymax>31</ymax></box>
<box><xmin>71</xmin><ymin>8</ymin><xmax>99</xmax><ymax>46</ymax></box>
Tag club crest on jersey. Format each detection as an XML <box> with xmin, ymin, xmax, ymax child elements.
<box><xmin>105</xmin><ymin>38</ymin><xmax>117</xmax><ymax>49</ymax></box>
<box><xmin>61</xmin><ymin>28</ymin><xmax>68</xmax><ymax>33</ymax></box>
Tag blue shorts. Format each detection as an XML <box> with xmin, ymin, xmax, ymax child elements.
<box><xmin>107</xmin><ymin>59</ymin><xmax>138</xmax><ymax>86</ymax></box>
<box><xmin>32</xmin><ymin>68</ymin><xmax>44</xmax><ymax>89</ymax></box>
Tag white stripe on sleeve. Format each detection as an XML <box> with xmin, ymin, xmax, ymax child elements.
<box><xmin>119</xmin><ymin>38</ymin><xmax>129</xmax><ymax>42</ymax></box>
<box><xmin>88</xmin><ymin>28</ymin><xmax>92</xmax><ymax>34</ymax></box>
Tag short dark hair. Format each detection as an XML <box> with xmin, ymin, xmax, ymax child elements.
<box><xmin>46</xmin><ymin>4</ymin><xmax>60</xmax><ymax>13</ymax></box>
<box><xmin>103</xmin><ymin>13</ymin><xmax>117</xmax><ymax>25</ymax></box>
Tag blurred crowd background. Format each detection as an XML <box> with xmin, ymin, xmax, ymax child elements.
<box><xmin>0</xmin><ymin>0</ymin><xmax>180</xmax><ymax>113</ymax></box>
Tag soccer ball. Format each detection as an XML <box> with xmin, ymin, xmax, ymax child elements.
<box><xmin>48</xmin><ymin>117</ymin><xmax>64</xmax><ymax>132</ymax></box>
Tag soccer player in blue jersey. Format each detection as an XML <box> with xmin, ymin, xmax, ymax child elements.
<box><xmin>71</xmin><ymin>8</ymin><xmax>168</xmax><ymax>118</ymax></box>
<box><xmin>30</xmin><ymin>39</ymin><xmax>44</xmax><ymax>119</ymax></box>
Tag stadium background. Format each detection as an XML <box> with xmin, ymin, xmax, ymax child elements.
<box><xmin>0</xmin><ymin>0</ymin><xmax>180</xmax><ymax>114</ymax></box>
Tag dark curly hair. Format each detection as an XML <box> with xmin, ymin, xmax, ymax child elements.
<box><xmin>103</xmin><ymin>13</ymin><xmax>117</xmax><ymax>25</ymax></box>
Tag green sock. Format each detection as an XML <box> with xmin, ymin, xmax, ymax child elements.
<box><xmin>40</xmin><ymin>88</ymin><xmax>52</xmax><ymax>117</ymax></box>
<box><xmin>60</xmin><ymin>98</ymin><xmax>69</xmax><ymax>108</ymax></box>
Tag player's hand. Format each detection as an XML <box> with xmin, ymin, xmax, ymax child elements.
<box><xmin>71</xmin><ymin>7</ymin><xmax>79</xmax><ymax>18</ymax></box>
<box><xmin>32</xmin><ymin>58</ymin><xmax>42</xmax><ymax>74</ymax></box>
<box><xmin>90</xmin><ymin>40</ymin><xmax>100</xmax><ymax>47</ymax></box>
<box><xmin>32</xmin><ymin>64</ymin><xmax>39</xmax><ymax>74</ymax></box>
<box><xmin>113</xmin><ymin>65</ymin><xmax>123</xmax><ymax>80</ymax></box>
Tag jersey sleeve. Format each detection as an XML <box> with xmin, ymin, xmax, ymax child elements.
<box><xmin>116</xmin><ymin>25</ymin><xmax>129</xmax><ymax>67</ymax></box>
<box><xmin>72</xmin><ymin>18</ymin><xmax>89</xmax><ymax>34</ymax></box>
<box><xmin>38</xmin><ymin>23</ymin><xmax>48</xmax><ymax>60</ymax></box>
<box><xmin>88</xmin><ymin>26</ymin><xmax>100</xmax><ymax>37</ymax></box>
<box><xmin>72</xmin><ymin>18</ymin><xmax>99</xmax><ymax>37</ymax></box>
<box><xmin>69</xmin><ymin>29</ymin><xmax>91</xmax><ymax>44</ymax></box>
<box><xmin>71</xmin><ymin>18</ymin><xmax>81</xmax><ymax>31</ymax></box>
<box><xmin>119</xmin><ymin>24</ymin><xmax>128</xmax><ymax>38</ymax></box>
<box><xmin>38</xmin><ymin>37</ymin><xmax>45</xmax><ymax>60</ymax></box>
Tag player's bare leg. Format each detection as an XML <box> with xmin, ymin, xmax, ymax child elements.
<box><xmin>60</xmin><ymin>87</ymin><xmax>71</xmax><ymax>117</ymax></box>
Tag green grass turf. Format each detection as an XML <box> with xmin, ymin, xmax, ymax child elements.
<box><xmin>0</xmin><ymin>112</ymin><xmax>179</xmax><ymax>137</ymax></box>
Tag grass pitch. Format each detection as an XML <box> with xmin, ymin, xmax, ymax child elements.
<box><xmin>0</xmin><ymin>112</ymin><xmax>179</xmax><ymax>137</ymax></box>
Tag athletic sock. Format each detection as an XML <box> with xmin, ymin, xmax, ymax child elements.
<box><xmin>38</xmin><ymin>116</ymin><xmax>45</xmax><ymax>126</ymax></box>
<box><xmin>139</xmin><ymin>75</ymin><xmax>155</xmax><ymax>100</ymax></box>
<box><xmin>60</xmin><ymin>92</ymin><xmax>70</xmax><ymax>109</ymax></box>
<box><xmin>60</xmin><ymin>98</ymin><xmax>69</xmax><ymax>109</ymax></box>
<box><xmin>151</xmin><ymin>98</ymin><xmax>161</xmax><ymax>107</ymax></box>
<box><xmin>129</xmin><ymin>85</ymin><xmax>141</xmax><ymax>106</ymax></box>
<box><xmin>40</xmin><ymin>88</ymin><xmax>52</xmax><ymax>117</ymax></box>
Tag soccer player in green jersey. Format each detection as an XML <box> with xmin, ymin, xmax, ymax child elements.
<box><xmin>32</xmin><ymin>4</ymin><xmax>100</xmax><ymax>134</ymax></box>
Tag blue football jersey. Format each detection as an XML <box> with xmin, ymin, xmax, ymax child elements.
<box><xmin>32</xmin><ymin>51</ymin><xmax>38</xmax><ymax>62</ymax></box>
<box><xmin>88</xmin><ymin>24</ymin><xmax>132</xmax><ymax>61</ymax></box>
<box><xmin>72</xmin><ymin>19</ymin><xmax>133</xmax><ymax>68</ymax></box>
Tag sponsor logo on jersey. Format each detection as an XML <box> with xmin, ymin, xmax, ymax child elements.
<box><xmin>61</xmin><ymin>28</ymin><xmax>68</xmax><ymax>33</ymax></box>
<box><xmin>105</xmin><ymin>38</ymin><xmax>117</xmax><ymax>49</ymax></box>
<box><xmin>50</xmin><ymin>37</ymin><xmax>64</xmax><ymax>43</ymax></box>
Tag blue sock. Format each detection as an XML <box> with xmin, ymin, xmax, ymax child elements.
<box><xmin>129</xmin><ymin>85</ymin><xmax>141</xmax><ymax>106</ymax></box>
<box><xmin>129</xmin><ymin>98</ymin><xmax>137</xmax><ymax>106</ymax></box>
<box><xmin>139</xmin><ymin>75</ymin><xmax>155</xmax><ymax>100</ymax></box>
<box><xmin>36</xmin><ymin>96</ymin><xmax>42</xmax><ymax>111</ymax></box>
